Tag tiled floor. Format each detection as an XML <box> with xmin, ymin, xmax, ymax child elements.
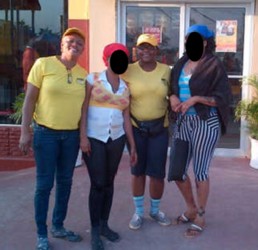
<box><xmin>1</xmin><ymin>154</ymin><xmax>258</xmax><ymax>250</ymax></box>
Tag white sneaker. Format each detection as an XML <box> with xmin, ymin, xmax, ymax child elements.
<box><xmin>129</xmin><ymin>213</ymin><xmax>143</xmax><ymax>230</ymax></box>
<box><xmin>149</xmin><ymin>211</ymin><xmax>171</xmax><ymax>226</ymax></box>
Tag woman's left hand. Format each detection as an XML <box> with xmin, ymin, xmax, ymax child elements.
<box><xmin>80</xmin><ymin>136</ymin><xmax>91</xmax><ymax>156</ymax></box>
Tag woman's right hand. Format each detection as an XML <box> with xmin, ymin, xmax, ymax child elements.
<box><xmin>129</xmin><ymin>145</ymin><xmax>137</xmax><ymax>167</ymax></box>
<box><xmin>169</xmin><ymin>95</ymin><xmax>181</xmax><ymax>113</ymax></box>
<box><xmin>19</xmin><ymin>129</ymin><xmax>32</xmax><ymax>155</ymax></box>
<box><xmin>80</xmin><ymin>136</ymin><xmax>91</xmax><ymax>156</ymax></box>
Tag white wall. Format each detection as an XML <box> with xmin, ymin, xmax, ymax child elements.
<box><xmin>89</xmin><ymin>0</ymin><xmax>116</xmax><ymax>72</ymax></box>
<box><xmin>252</xmin><ymin>0</ymin><xmax>258</xmax><ymax>74</ymax></box>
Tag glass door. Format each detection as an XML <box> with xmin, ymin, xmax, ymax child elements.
<box><xmin>120</xmin><ymin>2</ymin><xmax>251</xmax><ymax>153</ymax></box>
<box><xmin>187</xmin><ymin>5</ymin><xmax>248</xmax><ymax>150</ymax></box>
<box><xmin>121</xmin><ymin>4</ymin><xmax>181</xmax><ymax>66</ymax></box>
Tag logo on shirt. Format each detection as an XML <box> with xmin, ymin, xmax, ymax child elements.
<box><xmin>76</xmin><ymin>78</ymin><xmax>85</xmax><ymax>85</ymax></box>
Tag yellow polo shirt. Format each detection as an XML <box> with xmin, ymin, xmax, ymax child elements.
<box><xmin>28</xmin><ymin>56</ymin><xmax>87</xmax><ymax>130</ymax></box>
<box><xmin>122</xmin><ymin>61</ymin><xmax>170</xmax><ymax>126</ymax></box>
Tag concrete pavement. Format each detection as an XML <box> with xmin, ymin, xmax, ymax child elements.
<box><xmin>1</xmin><ymin>154</ymin><xmax>258</xmax><ymax>250</ymax></box>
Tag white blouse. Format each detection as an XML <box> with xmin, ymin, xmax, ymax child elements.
<box><xmin>85</xmin><ymin>70</ymin><xmax>129</xmax><ymax>143</ymax></box>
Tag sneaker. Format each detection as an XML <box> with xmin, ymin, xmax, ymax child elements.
<box><xmin>36</xmin><ymin>237</ymin><xmax>51</xmax><ymax>250</ymax></box>
<box><xmin>51</xmin><ymin>226</ymin><xmax>82</xmax><ymax>242</ymax></box>
<box><xmin>129</xmin><ymin>213</ymin><xmax>143</xmax><ymax>230</ymax></box>
<box><xmin>149</xmin><ymin>211</ymin><xmax>171</xmax><ymax>226</ymax></box>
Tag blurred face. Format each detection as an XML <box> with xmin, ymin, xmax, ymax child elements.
<box><xmin>137</xmin><ymin>42</ymin><xmax>157</xmax><ymax>63</ymax></box>
<box><xmin>109</xmin><ymin>50</ymin><xmax>129</xmax><ymax>74</ymax></box>
<box><xmin>61</xmin><ymin>34</ymin><xmax>85</xmax><ymax>58</ymax></box>
<box><xmin>185</xmin><ymin>32</ymin><xmax>207</xmax><ymax>61</ymax></box>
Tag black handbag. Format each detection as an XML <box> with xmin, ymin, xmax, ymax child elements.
<box><xmin>167</xmin><ymin>115</ymin><xmax>189</xmax><ymax>181</ymax></box>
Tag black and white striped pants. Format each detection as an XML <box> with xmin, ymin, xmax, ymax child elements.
<box><xmin>174</xmin><ymin>113</ymin><xmax>221</xmax><ymax>181</ymax></box>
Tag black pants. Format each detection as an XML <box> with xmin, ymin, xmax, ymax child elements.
<box><xmin>82</xmin><ymin>135</ymin><xmax>126</xmax><ymax>228</ymax></box>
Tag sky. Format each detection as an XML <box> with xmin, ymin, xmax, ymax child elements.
<box><xmin>33</xmin><ymin>0</ymin><xmax>63</xmax><ymax>33</ymax></box>
<box><xmin>0</xmin><ymin>0</ymin><xmax>63</xmax><ymax>34</ymax></box>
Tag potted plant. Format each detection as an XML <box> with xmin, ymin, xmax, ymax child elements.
<box><xmin>9</xmin><ymin>92</ymin><xmax>25</xmax><ymax>124</ymax></box>
<box><xmin>235</xmin><ymin>74</ymin><xmax>258</xmax><ymax>169</ymax></box>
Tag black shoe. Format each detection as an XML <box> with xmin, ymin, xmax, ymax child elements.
<box><xmin>100</xmin><ymin>226</ymin><xmax>120</xmax><ymax>242</ymax></box>
<box><xmin>51</xmin><ymin>226</ymin><xmax>82</xmax><ymax>242</ymax></box>
<box><xmin>36</xmin><ymin>237</ymin><xmax>51</xmax><ymax>250</ymax></box>
<box><xmin>91</xmin><ymin>231</ymin><xmax>104</xmax><ymax>250</ymax></box>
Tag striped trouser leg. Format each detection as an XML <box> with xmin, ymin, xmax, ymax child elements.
<box><xmin>179</xmin><ymin>114</ymin><xmax>221</xmax><ymax>181</ymax></box>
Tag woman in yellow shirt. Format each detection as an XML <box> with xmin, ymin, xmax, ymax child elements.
<box><xmin>122</xmin><ymin>34</ymin><xmax>171</xmax><ymax>230</ymax></box>
<box><xmin>19</xmin><ymin>27</ymin><xmax>86</xmax><ymax>250</ymax></box>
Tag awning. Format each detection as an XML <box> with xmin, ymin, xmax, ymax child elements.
<box><xmin>0</xmin><ymin>0</ymin><xmax>41</xmax><ymax>11</ymax></box>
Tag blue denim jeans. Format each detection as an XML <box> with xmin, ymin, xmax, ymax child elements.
<box><xmin>33</xmin><ymin>124</ymin><xmax>80</xmax><ymax>237</ymax></box>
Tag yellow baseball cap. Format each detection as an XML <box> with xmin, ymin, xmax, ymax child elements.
<box><xmin>136</xmin><ymin>34</ymin><xmax>158</xmax><ymax>47</ymax></box>
<box><xmin>62</xmin><ymin>27</ymin><xmax>85</xmax><ymax>41</ymax></box>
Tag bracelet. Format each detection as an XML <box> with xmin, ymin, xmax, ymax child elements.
<box><xmin>197</xmin><ymin>209</ymin><xmax>205</xmax><ymax>217</ymax></box>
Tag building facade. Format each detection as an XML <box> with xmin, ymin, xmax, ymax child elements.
<box><xmin>0</xmin><ymin>0</ymin><xmax>257</xmax><ymax>169</ymax></box>
<box><xmin>71</xmin><ymin>0</ymin><xmax>258</xmax><ymax>158</ymax></box>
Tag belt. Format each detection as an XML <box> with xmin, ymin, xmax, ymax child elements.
<box><xmin>35</xmin><ymin>123</ymin><xmax>79</xmax><ymax>132</ymax></box>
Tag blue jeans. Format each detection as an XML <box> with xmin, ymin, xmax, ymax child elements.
<box><xmin>33</xmin><ymin>124</ymin><xmax>79</xmax><ymax>237</ymax></box>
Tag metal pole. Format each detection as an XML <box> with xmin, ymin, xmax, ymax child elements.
<box><xmin>9</xmin><ymin>0</ymin><xmax>14</xmax><ymax>55</ymax></box>
<box><xmin>31</xmin><ymin>10</ymin><xmax>35</xmax><ymax>35</ymax></box>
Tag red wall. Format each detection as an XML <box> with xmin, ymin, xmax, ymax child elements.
<box><xmin>68</xmin><ymin>19</ymin><xmax>90</xmax><ymax>72</ymax></box>
<box><xmin>0</xmin><ymin>126</ymin><xmax>35</xmax><ymax>171</ymax></box>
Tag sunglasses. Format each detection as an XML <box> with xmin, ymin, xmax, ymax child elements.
<box><xmin>137</xmin><ymin>44</ymin><xmax>156</xmax><ymax>51</ymax></box>
<box><xmin>67</xmin><ymin>69</ymin><xmax>73</xmax><ymax>84</ymax></box>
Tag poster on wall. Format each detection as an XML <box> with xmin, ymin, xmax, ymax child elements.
<box><xmin>142</xmin><ymin>26</ymin><xmax>162</xmax><ymax>44</ymax></box>
<box><xmin>215</xmin><ymin>20</ymin><xmax>237</xmax><ymax>52</ymax></box>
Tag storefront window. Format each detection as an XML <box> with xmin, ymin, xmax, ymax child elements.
<box><xmin>125</xmin><ymin>6</ymin><xmax>180</xmax><ymax>65</ymax></box>
<box><xmin>190</xmin><ymin>7</ymin><xmax>244</xmax><ymax>76</ymax></box>
<box><xmin>123</xmin><ymin>3</ymin><xmax>247</xmax><ymax>150</ymax></box>
<box><xmin>0</xmin><ymin>0</ymin><xmax>66</xmax><ymax>124</ymax></box>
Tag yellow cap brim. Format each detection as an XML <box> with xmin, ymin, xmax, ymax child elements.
<box><xmin>62</xmin><ymin>27</ymin><xmax>85</xmax><ymax>41</ymax></box>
